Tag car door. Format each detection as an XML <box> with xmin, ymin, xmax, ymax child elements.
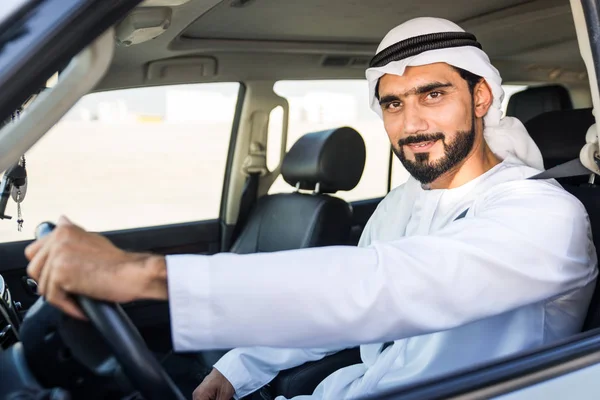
<box><xmin>367</xmin><ymin>329</ymin><xmax>600</xmax><ymax>399</ymax></box>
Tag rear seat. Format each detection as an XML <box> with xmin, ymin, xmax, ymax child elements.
<box><xmin>525</xmin><ymin>108</ymin><xmax>594</xmax><ymax>186</ymax></box>
<box><xmin>506</xmin><ymin>84</ymin><xmax>573</xmax><ymax>124</ymax></box>
<box><xmin>524</xmin><ymin>108</ymin><xmax>600</xmax><ymax>331</ymax></box>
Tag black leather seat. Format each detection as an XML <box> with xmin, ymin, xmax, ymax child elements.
<box><xmin>233</xmin><ymin>127</ymin><xmax>368</xmax><ymax>398</ymax></box>
<box><xmin>525</xmin><ymin>108</ymin><xmax>594</xmax><ymax>186</ymax></box>
<box><xmin>506</xmin><ymin>84</ymin><xmax>573</xmax><ymax>124</ymax></box>
<box><xmin>269</xmin><ymin>348</ymin><xmax>362</xmax><ymax>398</ymax></box>
<box><xmin>525</xmin><ymin>108</ymin><xmax>593</xmax><ymax>170</ymax></box>
<box><xmin>525</xmin><ymin>108</ymin><xmax>600</xmax><ymax>331</ymax></box>
<box><xmin>231</xmin><ymin>126</ymin><xmax>366</xmax><ymax>253</ymax></box>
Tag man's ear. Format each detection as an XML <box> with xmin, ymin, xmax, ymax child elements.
<box><xmin>473</xmin><ymin>79</ymin><xmax>493</xmax><ymax>118</ymax></box>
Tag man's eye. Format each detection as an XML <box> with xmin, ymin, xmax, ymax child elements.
<box><xmin>427</xmin><ymin>91</ymin><xmax>443</xmax><ymax>100</ymax></box>
<box><xmin>384</xmin><ymin>101</ymin><xmax>402</xmax><ymax>112</ymax></box>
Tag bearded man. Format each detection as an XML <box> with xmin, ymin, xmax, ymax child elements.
<box><xmin>26</xmin><ymin>17</ymin><xmax>598</xmax><ymax>400</ymax></box>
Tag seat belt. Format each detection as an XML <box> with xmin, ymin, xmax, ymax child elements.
<box><xmin>229</xmin><ymin>114</ymin><xmax>269</xmax><ymax>249</ymax></box>
<box><xmin>529</xmin><ymin>158</ymin><xmax>593</xmax><ymax>180</ymax></box>
<box><xmin>454</xmin><ymin>157</ymin><xmax>597</xmax><ymax>222</ymax></box>
<box><xmin>229</xmin><ymin>172</ymin><xmax>260</xmax><ymax>247</ymax></box>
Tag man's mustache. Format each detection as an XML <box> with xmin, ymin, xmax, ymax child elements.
<box><xmin>398</xmin><ymin>133</ymin><xmax>445</xmax><ymax>146</ymax></box>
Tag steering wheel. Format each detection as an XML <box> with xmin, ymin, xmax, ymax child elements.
<box><xmin>35</xmin><ymin>222</ymin><xmax>185</xmax><ymax>400</ymax></box>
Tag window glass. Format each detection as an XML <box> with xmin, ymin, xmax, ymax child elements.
<box><xmin>267</xmin><ymin>106</ymin><xmax>285</xmax><ymax>171</ymax></box>
<box><xmin>0</xmin><ymin>83</ymin><xmax>240</xmax><ymax>242</ymax></box>
<box><xmin>268</xmin><ymin>80</ymin><xmax>390</xmax><ymax>202</ymax></box>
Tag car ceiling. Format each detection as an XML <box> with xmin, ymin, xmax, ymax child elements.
<box><xmin>97</xmin><ymin>0</ymin><xmax>586</xmax><ymax>90</ymax></box>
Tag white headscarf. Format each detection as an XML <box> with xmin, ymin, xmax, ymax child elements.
<box><xmin>366</xmin><ymin>17</ymin><xmax>544</xmax><ymax>170</ymax></box>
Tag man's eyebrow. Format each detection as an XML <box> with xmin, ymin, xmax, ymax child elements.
<box><xmin>411</xmin><ymin>82</ymin><xmax>454</xmax><ymax>95</ymax></box>
<box><xmin>378</xmin><ymin>82</ymin><xmax>454</xmax><ymax>105</ymax></box>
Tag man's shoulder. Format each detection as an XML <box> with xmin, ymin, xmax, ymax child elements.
<box><xmin>486</xmin><ymin>157</ymin><xmax>544</xmax><ymax>183</ymax></box>
<box><xmin>479</xmin><ymin>164</ymin><xmax>587</xmax><ymax>219</ymax></box>
<box><xmin>477</xmin><ymin>158</ymin><xmax>570</xmax><ymax>198</ymax></box>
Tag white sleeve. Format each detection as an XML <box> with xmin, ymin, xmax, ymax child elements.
<box><xmin>212</xmin><ymin>346</ymin><xmax>344</xmax><ymax>398</ymax></box>
<box><xmin>167</xmin><ymin>180</ymin><xmax>597</xmax><ymax>351</ymax></box>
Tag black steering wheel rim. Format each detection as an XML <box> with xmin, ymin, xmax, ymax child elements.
<box><xmin>36</xmin><ymin>222</ymin><xmax>185</xmax><ymax>400</ymax></box>
<box><xmin>78</xmin><ymin>298</ymin><xmax>185</xmax><ymax>400</ymax></box>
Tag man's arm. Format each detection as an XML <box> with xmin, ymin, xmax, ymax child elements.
<box><xmin>165</xmin><ymin>181</ymin><xmax>596</xmax><ymax>350</ymax></box>
<box><xmin>26</xmin><ymin>180</ymin><xmax>597</xmax><ymax>348</ymax></box>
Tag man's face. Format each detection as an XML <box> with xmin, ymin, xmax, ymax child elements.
<box><xmin>378</xmin><ymin>63</ymin><xmax>480</xmax><ymax>184</ymax></box>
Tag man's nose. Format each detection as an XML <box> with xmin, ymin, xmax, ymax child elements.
<box><xmin>403</xmin><ymin>102</ymin><xmax>428</xmax><ymax>134</ymax></box>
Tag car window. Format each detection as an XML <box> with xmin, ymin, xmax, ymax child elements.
<box><xmin>0</xmin><ymin>82</ymin><xmax>240</xmax><ymax>242</ymax></box>
<box><xmin>268</xmin><ymin>80</ymin><xmax>393</xmax><ymax>202</ymax></box>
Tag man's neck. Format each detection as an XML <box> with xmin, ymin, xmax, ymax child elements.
<box><xmin>427</xmin><ymin>139</ymin><xmax>501</xmax><ymax>190</ymax></box>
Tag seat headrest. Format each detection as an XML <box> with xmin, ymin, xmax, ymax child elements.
<box><xmin>506</xmin><ymin>85</ymin><xmax>573</xmax><ymax>124</ymax></box>
<box><xmin>525</xmin><ymin>108</ymin><xmax>594</xmax><ymax>170</ymax></box>
<box><xmin>281</xmin><ymin>127</ymin><xmax>366</xmax><ymax>193</ymax></box>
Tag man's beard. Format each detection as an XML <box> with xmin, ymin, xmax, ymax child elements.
<box><xmin>393</xmin><ymin>115</ymin><xmax>476</xmax><ymax>184</ymax></box>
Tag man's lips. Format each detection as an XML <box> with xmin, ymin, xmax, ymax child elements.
<box><xmin>405</xmin><ymin>140</ymin><xmax>438</xmax><ymax>152</ymax></box>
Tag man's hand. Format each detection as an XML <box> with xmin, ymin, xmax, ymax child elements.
<box><xmin>193</xmin><ymin>368</ymin><xmax>235</xmax><ymax>400</ymax></box>
<box><xmin>25</xmin><ymin>216</ymin><xmax>168</xmax><ymax>319</ymax></box>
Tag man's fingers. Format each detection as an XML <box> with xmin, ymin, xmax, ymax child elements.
<box><xmin>192</xmin><ymin>383</ymin><xmax>214</xmax><ymax>400</ymax></box>
<box><xmin>48</xmin><ymin>285</ymin><xmax>87</xmax><ymax>320</ymax></box>
<box><xmin>36</xmin><ymin>256</ymin><xmax>52</xmax><ymax>297</ymax></box>
<box><xmin>192</xmin><ymin>387</ymin><xmax>205</xmax><ymax>400</ymax></box>
<box><xmin>26</xmin><ymin>216</ymin><xmax>78</xmax><ymax>263</ymax></box>
<box><xmin>24</xmin><ymin>235</ymin><xmax>48</xmax><ymax>261</ymax></box>
<box><xmin>63</xmin><ymin>301</ymin><xmax>87</xmax><ymax>321</ymax></box>
<box><xmin>217</xmin><ymin>389</ymin><xmax>231</xmax><ymax>400</ymax></box>
<box><xmin>26</xmin><ymin>238</ymin><xmax>51</xmax><ymax>283</ymax></box>
<box><xmin>36</xmin><ymin>245</ymin><xmax>62</xmax><ymax>298</ymax></box>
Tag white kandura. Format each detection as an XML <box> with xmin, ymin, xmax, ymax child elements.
<box><xmin>164</xmin><ymin>17</ymin><xmax>597</xmax><ymax>400</ymax></box>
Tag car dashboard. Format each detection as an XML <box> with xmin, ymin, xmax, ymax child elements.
<box><xmin>0</xmin><ymin>272</ymin><xmax>46</xmax><ymax>396</ymax></box>
<box><xmin>0</xmin><ymin>273</ymin><xmax>22</xmax><ymax>349</ymax></box>
<box><xmin>0</xmin><ymin>270</ymin><xmax>148</xmax><ymax>399</ymax></box>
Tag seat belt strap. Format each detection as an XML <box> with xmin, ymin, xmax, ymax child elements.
<box><xmin>229</xmin><ymin>172</ymin><xmax>260</xmax><ymax>248</ymax></box>
<box><xmin>528</xmin><ymin>158</ymin><xmax>592</xmax><ymax>180</ymax></box>
<box><xmin>454</xmin><ymin>157</ymin><xmax>595</xmax><ymax>222</ymax></box>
